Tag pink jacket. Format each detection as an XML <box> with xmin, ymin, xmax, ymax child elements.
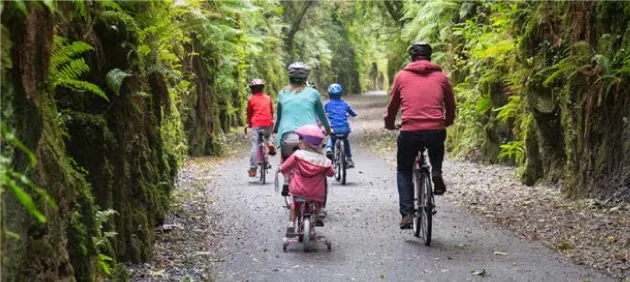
<box><xmin>384</xmin><ymin>60</ymin><xmax>456</xmax><ymax>131</ymax></box>
<box><xmin>280</xmin><ymin>149</ymin><xmax>334</xmax><ymax>202</ymax></box>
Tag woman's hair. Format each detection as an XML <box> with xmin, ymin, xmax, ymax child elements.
<box><xmin>299</xmin><ymin>138</ymin><xmax>322</xmax><ymax>152</ymax></box>
<box><xmin>285</xmin><ymin>81</ymin><xmax>306</xmax><ymax>93</ymax></box>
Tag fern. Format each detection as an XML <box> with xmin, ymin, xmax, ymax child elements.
<box><xmin>494</xmin><ymin>95</ymin><xmax>522</xmax><ymax>123</ymax></box>
<box><xmin>106</xmin><ymin>68</ymin><xmax>130</xmax><ymax>96</ymax></box>
<box><xmin>50</xmin><ymin>37</ymin><xmax>108</xmax><ymax>101</ymax></box>
<box><xmin>58</xmin><ymin>79</ymin><xmax>108</xmax><ymax>101</ymax></box>
<box><xmin>51</xmin><ymin>38</ymin><xmax>93</xmax><ymax>72</ymax></box>
<box><xmin>498</xmin><ymin>140</ymin><xmax>525</xmax><ymax>163</ymax></box>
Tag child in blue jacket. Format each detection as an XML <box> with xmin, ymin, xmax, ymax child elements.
<box><xmin>324</xmin><ymin>83</ymin><xmax>357</xmax><ymax>168</ymax></box>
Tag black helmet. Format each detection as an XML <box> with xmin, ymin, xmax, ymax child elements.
<box><xmin>287</xmin><ymin>62</ymin><xmax>310</xmax><ymax>81</ymax></box>
<box><xmin>408</xmin><ymin>42</ymin><xmax>432</xmax><ymax>61</ymax></box>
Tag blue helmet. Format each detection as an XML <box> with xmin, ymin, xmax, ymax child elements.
<box><xmin>328</xmin><ymin>83</ymin><xmax>343</xmax><ymax>96</ymax></box>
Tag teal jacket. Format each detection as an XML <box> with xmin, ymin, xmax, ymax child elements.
<box><xmin>273</xmin><ymin>86</ymin><xmax>331</xmax><ymax>147</ymax></box>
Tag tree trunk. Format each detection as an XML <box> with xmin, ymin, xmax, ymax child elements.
<box><xmin>283</xmin><ymin>0</ymin><xmax>315</xmax><ymax>62</ymax></box>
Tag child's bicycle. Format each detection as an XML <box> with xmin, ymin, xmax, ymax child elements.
<box><xmin>331</xmin><ymin>133</ymin><xmax>349</xmax><ymax>185</ymax></box>
<box><xmin>282</xmin><ymin>197</ymin><xmax>332</xmax><ymax>252</ymax></box>
<box><xmin>256</xmin><ymin>131</ymin><xmax>271</xmax><ymax>184</ymax></box>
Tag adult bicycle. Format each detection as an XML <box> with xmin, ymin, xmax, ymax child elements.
<box><xmin>413</xmin><ymin>146</ymin><xmax>435</xmax><ymax>246</ymax></box>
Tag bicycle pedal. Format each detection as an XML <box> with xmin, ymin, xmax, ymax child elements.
<box><xmin>432</xmin><ymin>210</ymin><xmax>437</xmax><ymax>215</ymax></box>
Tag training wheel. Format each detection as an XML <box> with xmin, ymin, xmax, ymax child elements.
<box><xmin>282</xmin><ymin>238</ymin><xmax>288</xmax><ymax>252</ymax></box>
<box><xmin>326</xmin><ymin>241</ymin><xmax>332</xmax><ymax>251</ymax></box>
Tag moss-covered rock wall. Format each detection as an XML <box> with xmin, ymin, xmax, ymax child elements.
<box><xmin>401</xmin><ymin>1</ymin><xmax>630</xmax><ymax>201</ymax></box>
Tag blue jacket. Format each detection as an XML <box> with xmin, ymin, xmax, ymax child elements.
<box><xmin>325</xmin><ymin>98</ymin><xmax>357</xmax><ymax>133</ymax></box>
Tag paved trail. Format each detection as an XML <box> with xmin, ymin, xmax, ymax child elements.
<box><xmin>207</xmin><ymin>94</ymin><xmax>611</xmax><ymax>282</ymax></box>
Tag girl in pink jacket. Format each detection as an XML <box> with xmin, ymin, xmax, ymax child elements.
<box><xmin>280</xmin><ymin>125</ymin><xmax>334</xmax><ymax>237</ymax></box>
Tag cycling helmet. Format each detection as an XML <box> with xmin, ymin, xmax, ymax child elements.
<box><xmin>408</xmin><ymin>42</ymin><xmax>432</xmax><ymax>61</ymax></box>
<box><xmin>249</xmin><ymin>78</ymin><xmax>264</xmax><ymax>87</ymax></box>
<box><xmin>287</xmin><ymin>62</ymin><xmax>310</xmax><ymax>81</ymax></box>
<box><xmin>248</xmin><ymin>78</ymin><xmax>264</xmax><ymax>93</ymax></box>
<box><xmin>328</xmin><ymin>83</ymin><xmax>343</xmax><ymax>96</ymax></box>
<box><xmin>295</xmin><ymin>124</ymin><xmax>324</xmax><ymax>150</ymax></box>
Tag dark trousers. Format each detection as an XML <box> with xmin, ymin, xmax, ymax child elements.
<box><xmin>396</xmin><ymin>130</ymin><xmax>446</xmax><ymax>217</ymax></box>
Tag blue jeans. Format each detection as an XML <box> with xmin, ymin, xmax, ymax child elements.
<box><xmin>326</xmin><ymin>133</ymin><xmax>352</xmax><ymax>158</ymax></box>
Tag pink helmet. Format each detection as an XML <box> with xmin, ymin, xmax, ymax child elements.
<box><xmin>249</xmin><ymin>78</ymin><xmax>264</xmax><ymax>87</ymax></box>
<box><xmin>295</xmin><ymin>124</ymin><xmax>324</xmax><ymax>149</ymax></box>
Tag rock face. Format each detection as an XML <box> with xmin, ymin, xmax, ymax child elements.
<box><xmin>1</xmin><ymin>3</ymin><xmax>177</xmax><ymax>281</ymax></box>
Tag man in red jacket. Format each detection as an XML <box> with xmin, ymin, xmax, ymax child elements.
<box><xmin>246</xmin><ymin>79</ymin><xmax>276</xmax><ymax>177</ymax></box>
<box><xmin>384</xmin><ymin>42</ymin><xmax>456</xmax><ymax>229</ymax></box>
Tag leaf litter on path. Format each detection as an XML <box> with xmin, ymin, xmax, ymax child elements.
<box><xmin>127</xmin><ymin>150</ymin><xmax>241</xmax><ymax>281</ymax></box>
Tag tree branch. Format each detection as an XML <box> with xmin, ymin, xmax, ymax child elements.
<box><xmin>283</xmin><ymin>0</ymin><xmax>315</xmax><ymax>60</ymax></box>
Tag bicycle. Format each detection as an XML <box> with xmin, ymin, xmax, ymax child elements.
<box><xmin>331</xmin><ymin>134</ymin><xmax>349</xmax><ymax>185</ymax></box>
<box><xmin>413</xmin><ymin>146</ymin><xmax>436</xmax><ymax>246</ymax></box>
<box><xmin>282</xmin><ymin>198</ymin><xmax>332</xmax><ymax>252</ymax></box>
<box><xmin>256</xmin><ymin>131</ymin><xmax>270</xmax><ymax>184</ymax></box>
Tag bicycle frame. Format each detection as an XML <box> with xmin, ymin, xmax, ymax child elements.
<box><xmin>256</xmin><ymin>132</ymin><xmax>268</xmax><ymax>163</ymax></box>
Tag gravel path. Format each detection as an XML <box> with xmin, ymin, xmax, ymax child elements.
<box><xmin>207</xmin><ymin>93</ymin><xmax>612</xmax><ymax>282</ymax></box>
<box><xmin>131</xmin><ymin>93</ymin><xmax>620</xmax><ymax>281</ymax></box>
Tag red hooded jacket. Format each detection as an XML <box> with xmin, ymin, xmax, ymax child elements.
<box><xmin>384</xmin><ymin>60</ymin><xmax>456</xmax><ymax>131</ymax></box>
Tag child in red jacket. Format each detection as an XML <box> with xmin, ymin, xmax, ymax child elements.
<box><xmin>246</xmin><ymin>79</ymin><xmax>276</xmax><ymax>177</ymax></box>
<box><xmin>280</xmin><ymin>124</ymin><xmax>334</xmax><ymax>237</ymax></box>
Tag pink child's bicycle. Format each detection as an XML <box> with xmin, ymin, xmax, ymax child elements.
<box><xmin>275</xmin><ymin>170</ymin><xmax>332</xmax><ymax>252</ymax></box>
<box><xmin>282</xmin><ymin>197</ymin><xmax>332</xmax><ymax>252</ymax></box>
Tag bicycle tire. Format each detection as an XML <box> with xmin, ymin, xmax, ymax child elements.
<box><xmin>334</xmin><ymin>140</ymin><xmax>341</xmax><ymax>181</ymax></box>
<box><xmin>303</xmin><ymin>217</ymin><xmax>311</xmax><ymax>251</ymax></box>
<box><xmin>261</xmin><ymin>160</ymin><xmax>266</xmax><ymax>184</ymax></box>
<box><xmin>259</xmin><ymin>145</ymin><xmax>266</xmax><ymax>184</ymax></box>
<box><xmin>413</xmin><ymin>170</ymin><xmax>422</xmax><ymax>238</ymax></box>
<box><xmin>339</xmin><ymin>140</ymin><xmax>346</xmax><ymax>185</ymax></box>
<box><xmin>421</xmin><ymin>172</ymin><xmax>433</xmax><ymax>246</ymax></box>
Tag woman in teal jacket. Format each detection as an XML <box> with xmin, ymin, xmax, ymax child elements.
<box><xmin>273</xmin><ymin>62</ymin><xmax>331</xmax><ymax>196</ymax></box>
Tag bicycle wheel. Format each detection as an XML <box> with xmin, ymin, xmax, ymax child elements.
<box><xmin>334</xmin><ymin>140</ymin><xmax>341</xmax><ymax>181</ymax></box>
<box><xmin>259</xmin><ymin>145</ymin><xmax>266</xmax><ymax>184</ymax></box>
<box><xmin>420</xmin><ymin>172</ymin><xmax>433</xmax><ymax>246</ymax></box>
<box><xmin>302</xmin><ymin>217</ymin><xmax>311</xmax><ymax>251</ymax></box>
<box><xmin>339</xmin><ymin>140</ymin><xmax>346</xmax><ymax>185</ymax></box>
<box><xmin>413</xmin><ymin>170</ymin><xmax>422</xmax><ymax>238</ymax></box>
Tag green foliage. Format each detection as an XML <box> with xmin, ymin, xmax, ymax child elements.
<box><xmin>498</xmin><ymin>141</ymin><xmax>525</xmax><ymax>163</ymax></box>
<box><xmin>1</xmin><ymin>123</ymin><xmax>57</xmax><ymax>224</ymax></box>
<box><xmin>105</xmin><ymin>68</ymin><xmax>130</xmax><ymax>96</ymax></box>
<box><xmin>93</xmin><ymin>209</ymin><xmax>118</xmax><ymax>278</ymax></box>
<box><xmin>50</xmin><ymin>37</ymin><xmax>108</xmax><ymax>101</ymax></box>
